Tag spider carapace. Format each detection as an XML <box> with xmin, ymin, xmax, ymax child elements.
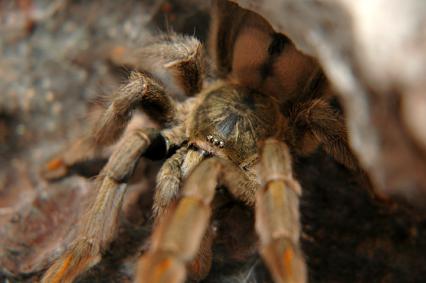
<box><xmin>40</xmin><ymin>1</ymin><xmax>358</xmax><ymax>283</ymax></box>
<box><xmin>190</xmin><ymin>84</ymin><xmax>281</xmax><ymax>164</ymax></box>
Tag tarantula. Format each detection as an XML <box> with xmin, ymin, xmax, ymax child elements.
<box><xmin>41</xmin><ymin>0</ymin><xmax>357</xmax><ymax>282</ymax></box>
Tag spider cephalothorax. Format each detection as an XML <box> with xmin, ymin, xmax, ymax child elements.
<box><xmin>189</xmin><ymin>83</ymin><xmax>283</xmax><ymax>164</ymax></box>
<box><xmin>41</xmin><ymin>1</ymin><xmax>357</xmax><ymax>283</ymax></box>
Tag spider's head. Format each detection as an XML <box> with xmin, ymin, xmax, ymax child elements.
<box><xmin>188</xmin><ymin>82</ymin><xmax>285</xmax><ymax>165</ymax></box>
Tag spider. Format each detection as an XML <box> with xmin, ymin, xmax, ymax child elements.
<box><xmin>41</xmin><ymin>0</ymin><xmax>357</xmax><ymax>282</ymax></box>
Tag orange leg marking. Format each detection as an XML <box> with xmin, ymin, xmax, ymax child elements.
<box><xmin>46</xmin><ymin>158</ymin><xmax>65</xmax><ymax>171</ymax></box>
<box><xmin>50</xmin><ymin>255</ymin><xmax>71</xmax><ymax>283</ymax></box>
<box><xmin>283</xmin><ymin>246</ymin><xmax>294</xmax><ymax>278</ymax></box>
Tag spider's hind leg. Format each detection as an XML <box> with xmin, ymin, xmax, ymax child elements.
<box><xmin>256</xmin><ymin>139</ymin><xmax>307</xmax><ymax>283</ymax></box>
<box><xmin>287</xmin><ymin>98</ymin><xmax>358</xmax><ymax>170</ymax></box>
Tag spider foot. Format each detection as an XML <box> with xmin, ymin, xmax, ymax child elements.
<box><xmin>40</xmin><ymin>157</ymin><xmax>69</xmax><ymax>181</ymax></box>
<box><xmin>41</xmin><ymin>240</ymin><xmax>101</xmax><ymax>283</ymax></box>
<box><xmin>40</xmin><ymin>136</ymin><xmax>106</xmax><ymax>181</ymax></box>
<box><xmin>137</xmin><ymin>251</ymin><xmax>186</xmax><ymax>283</ymax></box>
<box><xmin>261</xmin><ymin>237</ymin><xmax>306</xmax><ymax>283</ymax></box>
<box><xmin>187</xmin><ymin>241</ymin><xmax>213</xmax><ymax>281</ymax></box>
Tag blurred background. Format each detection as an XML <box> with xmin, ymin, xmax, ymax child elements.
<box><xmin>0</xmin><ymin>0</ymin><xmax>426</xmax><ymax>282</ymax></box>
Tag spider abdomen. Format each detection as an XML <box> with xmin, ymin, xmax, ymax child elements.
<box><xmin>189</xmin><ymin>83</ymin><xmax>283</xmax><ymax>164</ymax></box>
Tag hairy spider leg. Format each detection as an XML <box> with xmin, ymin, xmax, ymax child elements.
<box><xmin>41</xmin><ymin>33</ymin><xmax>204</xmax><ymax>181</ymax></box>
<box><xmin>137</xmin><ymin>157</ymin><xmax>259</xmax><ymax>283</ymax></box>
<box><xmin>153</xmin><ymin>147</ymin><xmax>188</xmax><ymax>218</ymax></box>
<box><xmin>286</xmin><ymin>98</ymin><xmax>358</xmax><ymax>170</ymax></box>
<box><xmin>41</xmin><ymin>128</ymin><xmax>176</xmax><ymax>283</ymax></box>
<box><xmin>256</xmin><ymin>139</ymin><xmax>307</xmax><ymax>283</ymax></box>
<box><xmin>40</xmin><ymin>73</ymin><xmax>175</xmax><ymax>181</ymax></box>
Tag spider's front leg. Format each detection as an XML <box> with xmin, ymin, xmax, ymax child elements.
<box><xmin>256</xmin><ymin>139</ymin><xmax>307</xmax><ymax>283</ymax></box>
<box><xmin>40</xmin><ymin>72</ymin><xmax>176</xmax><ymax>181</ymax></box>
<box><xmin>40</xmin><ymin>33</ymin><xmax>203</xmax><ymax>181</ymax></box>
<box><xmin>41</xmin><ymin>127</ymin><xmax>174</xmax><ymax>283</ymax></box>
<box><xmin>137</xmin><ymin>157</ymin><xmax>258</xmax><ymax>283</ymax></box>
<box><xmin>40</xmin><ymin>33</ymin><xmax>204</xmax><ymax>282</ymax></box>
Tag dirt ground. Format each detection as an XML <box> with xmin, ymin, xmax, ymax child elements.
<box><xmin>0</xmin><ymin>1</ymin><xmax>425</xmax><ymax>282</ymax></box>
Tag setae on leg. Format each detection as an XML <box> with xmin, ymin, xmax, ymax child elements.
<box><xmin>255</xmin><ymin>139</ymin><xmax>307</xmax><ymax>283</ymax></box>
<box><xmin>41</xmin><ymin>128</ymin><xmax>167</xmax><ymax>283</ymax></box>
